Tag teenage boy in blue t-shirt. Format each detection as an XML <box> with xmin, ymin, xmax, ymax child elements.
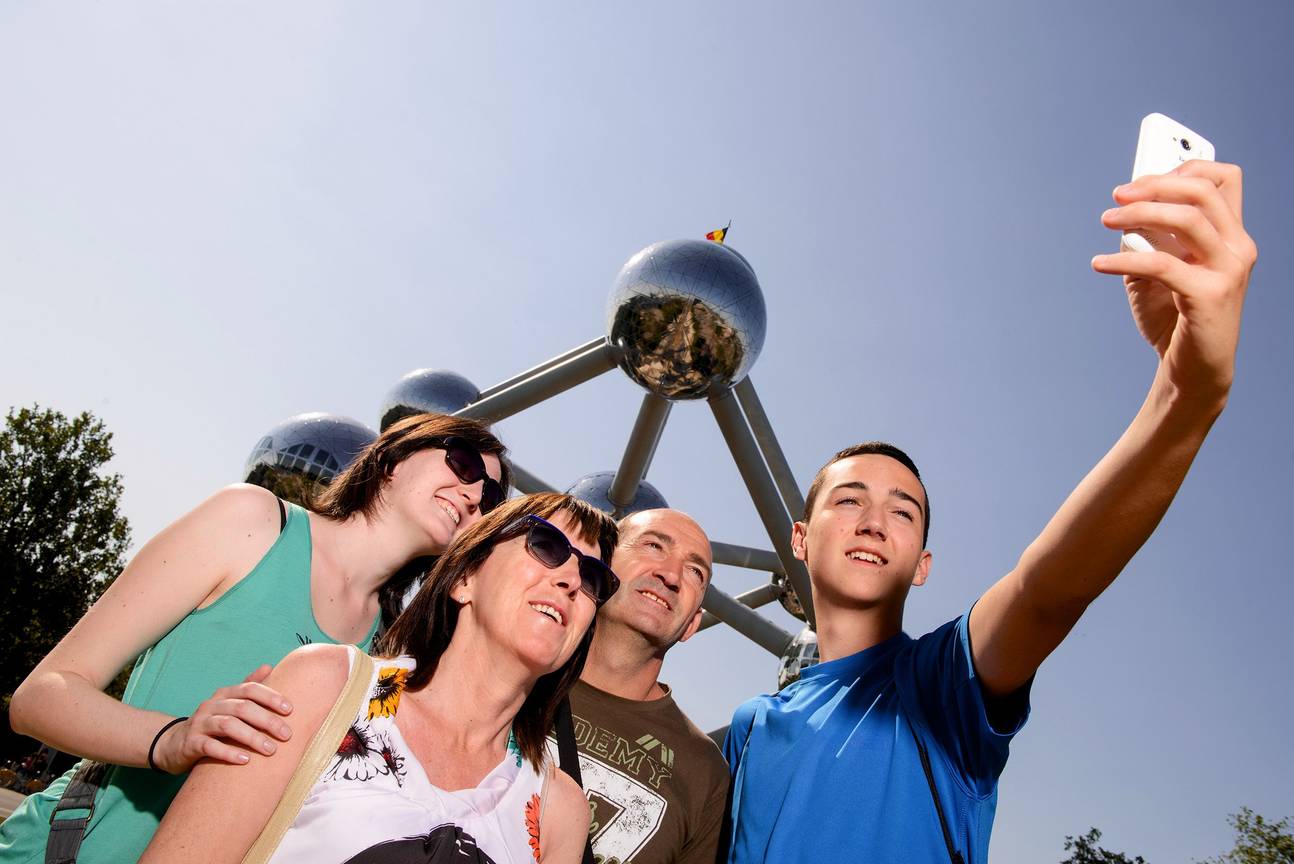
<box><xmin>723</xmin><ymin>160</ymin><xmax>1257</xmax><ymax>863</ymax></box>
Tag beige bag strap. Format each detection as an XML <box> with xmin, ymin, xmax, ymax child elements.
<box><xmin>242</xmin><ymin>647</ymin><xmax>376</xmax><ymax>864</ymax></box>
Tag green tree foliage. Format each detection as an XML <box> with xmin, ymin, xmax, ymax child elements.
<box><xmin>1061</xmin><ymin>828</ymin><xmax>1149</xmax><ymax>864</ymax></box>
<box><xmin>0</xmin><ymin>406</ymin><xmax>131</xmax><ymax>718</ymax></box>
<box><xmin>1199</xmin><ymin>808</ymin><xmax>1294</xmax><ymax>864</ymax></box>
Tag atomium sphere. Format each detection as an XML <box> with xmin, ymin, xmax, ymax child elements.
<box><xmin>244</xmin><ymin>413</ymin><xmax>377</xmax><ymax>507</ymax></box>
<box><xmin>777</xmin><ymin>625</ymin><xmax>820</xmax><ymax>690</ymax></box>
<box><xmin>607</xmin><ymin>238</ymin><xmax>767</xmax><ymax>400</ymax></box>
<box><xmin>380</xmin><ymin>369</ymin><xmax>481</xmax><ymax>431</ymax></box>
<box><xmin>566</xmin><ymin>471</ymin><xmax>669</xmax><ymax>517</ymax></box>
<box><xmin>772</xmin><ymin>570</ymin><xmax>808</xmax><ymax>622</ymax></box>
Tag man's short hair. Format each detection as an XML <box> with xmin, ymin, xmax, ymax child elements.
<box><xmin>803</xmin><ymin>441</ymin><xmax>931</xmax><ymax>548</ymax></box>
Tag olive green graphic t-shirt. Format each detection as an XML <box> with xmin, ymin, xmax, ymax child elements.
<box><xmin>567</xmin><ymin>680</ymin><xmax>729</xmax><ymax>864</ymax></box>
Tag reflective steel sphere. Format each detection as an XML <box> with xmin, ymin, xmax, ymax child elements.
<box><xmin>566</xmin><ymin>471</ymin><xmax>669</xmax><ymax>517</ymax></box>
<box><xmin>777</xmin><ymin>625</ymin><xmax>820</xmax><ymax>690</ymax></box>
<box><xmin>244</xmin><ymin>413</ymin><xmax>377</xmax><ymax>506</ymax></box>
<box><xmin>772</xmin><ymin>569</ymin><xmax>808</xmax><ymax>622</ymax></box>
<box><xmin>380</xmin><ymin>369</ymin><xmax>481</xmax><ymax>431</ymax></box>
<box><xmin>607</xmin><ymin>239</ymin><xmax>766</xmax><ymax>400</ymax></box>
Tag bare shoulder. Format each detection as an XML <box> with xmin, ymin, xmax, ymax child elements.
<box><xmin>154</xmin><ymin>483</ymin><xmax>284</xmax><ymax>568</ymax></box>
<box><xmin>180</xmin><ymin>484</ymin><xmax>288</xmax><ymax>602</ymax></box>
<box><xmin>124</xmin><ymin>483</ymin><xmax>282</xmax><ymax>566</ymax></box>
<box><xmin>257</xmin><ymin>644</ymin><xmax>355</xmax><ymax>729</ymax></box>
<box><xmin>539</xmin><ymin>765</ymin><xmax>592</xmax><ymax>864</ymax></box>
<box><xmin>198</xmin><ymin>483</ymin><xmax>284</xmax><ymax>536</ymax></box>
<box><xmin>546</xmin><ymin>765</ymin><xmax>587</xmax><ymax>812</ymax></box>
<box><xmin>267</xmin><ymin>644</ymin><xmax>353</xmax><ymax>703</ymax></box>
<box><xmin>140</xmin><ymin>643</ymin><xmax>356</xmax><ymax>861</ymax></box>
<box><xmin>543</xmin><ymin>765</ymin><xmax>591</xmax><ymax>833</ymax></box>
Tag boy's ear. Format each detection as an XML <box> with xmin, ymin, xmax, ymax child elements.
<box><xmin>911</xmin><ymin>550</ymin><xmax>933</xmax><ymax>587</ymax></box>
<box><xmin>791</xmin><ymin>521</ymin><xmax>809</xmax><ymax>563</ymax></box>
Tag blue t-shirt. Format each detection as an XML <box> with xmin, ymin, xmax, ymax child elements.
<box><xmin>722</xmin><ymin>612</ymin><xmax>1030</xmax><ymax>864</ymax></box>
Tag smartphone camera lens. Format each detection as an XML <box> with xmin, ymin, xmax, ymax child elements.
<box><xmin>1180</xmin><ymin>138</ymin><xmax>1192</xmax><ymax>151</ymax></box>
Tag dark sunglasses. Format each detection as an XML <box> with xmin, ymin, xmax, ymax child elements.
<box><xmin>501</xmin><ymin>514</ymin><xmax>620</xmax><ymax>605</ymax></box>
<box><xmin>440</xmin><ymin>437</ymin><xmax>505</xmax><ymax>514</ymax></box>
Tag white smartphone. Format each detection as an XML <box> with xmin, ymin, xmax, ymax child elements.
<box><xmin>1122</xmin><ymin>112</ymin><xmax>1215</xmax><ymax>256</ymax></box>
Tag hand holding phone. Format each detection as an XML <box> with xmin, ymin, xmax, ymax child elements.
<box><xmin>1121</xmin><ymin>113</ymin><xmax>1215</xmax><ymax>257</ymax></box>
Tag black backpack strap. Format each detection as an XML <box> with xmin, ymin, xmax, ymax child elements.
<box><xmin>553</xmin><ymin>697</ymin><xmax>595</xmax><ymax>864</ymax></box>
<box><xmin>45</xmin><ymin>760</ymin><xmax>109</xmax><ymax>864</ymax></box>
<box><xmin>277</xmin><ymin>497</ymin><xmax>287</xmax><ymax>532</ymax></box>
<box><xmin>907</xmin><ymin>716</ymin><xmax>966</xmax><ymax>864</ymax></box>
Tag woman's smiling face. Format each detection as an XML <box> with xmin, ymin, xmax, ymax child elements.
<box><xmin>384</xmin><ymin>446</ymin><xmax>504</xmax><ymax>554</ymax></box>
<box><xmin>456</xmin><ymin>510</ymin><xmax>600</xmax><ymax>676</ymax></box>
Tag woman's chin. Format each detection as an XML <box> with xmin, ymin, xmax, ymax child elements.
<box><xmin>513</xmin><ymin>639</ymin><xmax>576</xmax><ymax>678</ymax></box>
<box><xmin>423</xmin><ymin>525</ymin><xmax>454</xmax><ymax>555</ymax></box>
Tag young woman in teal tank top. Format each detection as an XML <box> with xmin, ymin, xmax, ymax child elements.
<box><xmin>1</xmin><ymin>413</ymin><xmax>511</xmax><ymax>864</ymax></box>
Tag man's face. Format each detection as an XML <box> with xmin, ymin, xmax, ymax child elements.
<box><xmin>792</xmin><ymin>454</ymin><xmax>931</xmax><ymax>610</ymax></box>
<box><xmin>601</xmin><ymin>509</ymin><xmax>713</xmax><ymax>651</ymax></box>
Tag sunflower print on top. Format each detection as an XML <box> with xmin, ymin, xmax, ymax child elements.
<box><xmin>272</xmin><ymin>651</ymin><xmax>548</xmax><ymax>864</ymax></box>
<box><xmin>368</xmin><ymin>666</ymin><xmax>408</xmax><ymax>720</ymax></box>
<box><xmin>323</xmin><ymin>664</ymin><xmax>412</xmax><ymax>787</ymax></box>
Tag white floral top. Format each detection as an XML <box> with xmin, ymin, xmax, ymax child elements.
<box><xmin>269</xmin><ymin>649</ymin><xmax>549</xmax><ymax>864</ymax></box>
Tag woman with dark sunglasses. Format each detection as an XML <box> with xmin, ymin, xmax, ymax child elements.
<box><xmin>2</xmin><ymin>413</ymin><xmax>509</xmax><ymax>864</ymax></box>
<box><xmin>142</xmin><ymin>492</ymin><xmax>619</xmax><ymax>864</ymax></box>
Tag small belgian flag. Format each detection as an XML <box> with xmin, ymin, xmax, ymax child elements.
<box><xmin>705</xmin><ymin>221</ymin><xmax>731</xmax><ymax>244</ymax></box>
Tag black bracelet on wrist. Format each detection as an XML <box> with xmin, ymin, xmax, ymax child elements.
<box><xmin>148</xmin><ymin>716</ymin><xmax>189</xmax><ymax>774</ymax></box>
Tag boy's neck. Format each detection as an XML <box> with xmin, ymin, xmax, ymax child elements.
<box><xmin>813</xmin><ymin>600</ymin><xmax>905</xmax><ymax>663</ymax></box>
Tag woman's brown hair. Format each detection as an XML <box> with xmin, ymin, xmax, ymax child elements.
<box><xmin>312</xmin><ymin>412</ymin><xmax>512</xmax><ymax>626</ymax></box>
<box><xmin>377</xmin><ymin>492</ymin><xmax>618</xmax><ymax>771</ymax></box>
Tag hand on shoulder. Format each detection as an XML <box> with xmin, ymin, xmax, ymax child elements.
<box><xmin>141</xmin><ymin>644</ymin><xmax>357</xmax><ymax>861</ymax></box>
<box><xmin>266</xmin><ymin>643</ymin><xmax>354</xmax><ymax>708</ymax></box>
<box><xmin>155</xmin><ymin>643</ymin><xmax>352</xmax><ymax>774</ymax></box>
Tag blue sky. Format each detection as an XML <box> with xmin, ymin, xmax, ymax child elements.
<box><xmin>3</xmin><ymin>3</ymin><xmax>1291</xmax><ymax>860</ymax></box>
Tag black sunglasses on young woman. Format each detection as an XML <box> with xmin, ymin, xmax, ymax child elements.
<box><xmin>440</xmin><ymin>436</ymin><xmax>505</xmax><ymax>514</ymax></box>
<box><xmin>501</xmin><ymin>514</ymin><xmax>620</xmax><ymax>605</ymax></box>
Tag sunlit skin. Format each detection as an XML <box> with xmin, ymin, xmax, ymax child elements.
<box><xmin>303</xmin><ymin>446</ymin><xmax>504</xmax><ymax>646</ymax></box>
<box><xmin>793</xmin><ymin>161</ymin><xmax>1255</xmax><ymax>690</ymax></box>
<box><xmin>378</xmin><ymin>447</ymin><xmax>504</xmax><ymax>551</ymax></box>
<box><xmin>452</xmin><ymin>511</ymin><xmax>601</xmax><ymax>678</ymax></box>
<box><xmin>378</xmin><ymin>510</ymin><xmax>603</xmax><ymax>799</ymax></box>
<box><xmin>140</xmin><ymin>507</ymin><xmax>598</xmax><ymax>863</ymax></box>
<box><xmin>8</xmin><ymin>440</ymin><xmax>510</xmax><ymax>781</ymax></box>
<box><xmin>792</xmin><ymin>454</ymin><xmax>932</xmax><ymax>662</ymax></box>
<box><xmin>581</xmin><ymin>509</ymin><xmax>712</xmax><ymax>701</ymax></box>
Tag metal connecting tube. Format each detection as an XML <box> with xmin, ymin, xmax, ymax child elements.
<box><xmin>606</xmin><ymin>393</ymin><xmax>672</xmax><ymax>514</ymax></box>
<box><xmin>708</xmin><ymin>389</ymin><xmax>816</xmax><ymax>627</ymax></box>
<box><xmin>699</xmin><ymin>584</ymin><xmax>794</xmax><ymax>656</ymax></box>
<box><xmin>734</xmin><ymin>377</ymin><xmax>806</xmax><ymax>519</ymax></box>
<box><xmin>457</xmin><ymin>339</ymin><xmax>619</xmax><ymax>425</ymax></box>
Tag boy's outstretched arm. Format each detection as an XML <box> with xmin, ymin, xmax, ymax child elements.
<box><xmin>969</xmin><ymin>161</ymin><xmax>1257</xmax><ymax>698</ymax></box>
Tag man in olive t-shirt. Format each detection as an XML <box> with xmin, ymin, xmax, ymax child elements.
<box><xmin>569</xmin><ymin>509</ymin><xmax>728</xmax><ymax>864</ymax></box>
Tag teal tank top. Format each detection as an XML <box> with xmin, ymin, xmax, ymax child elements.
<box><xmin>0</xmin><ymin>502</ymin><xmax>380</xmax><ymax>864</ymax></box>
